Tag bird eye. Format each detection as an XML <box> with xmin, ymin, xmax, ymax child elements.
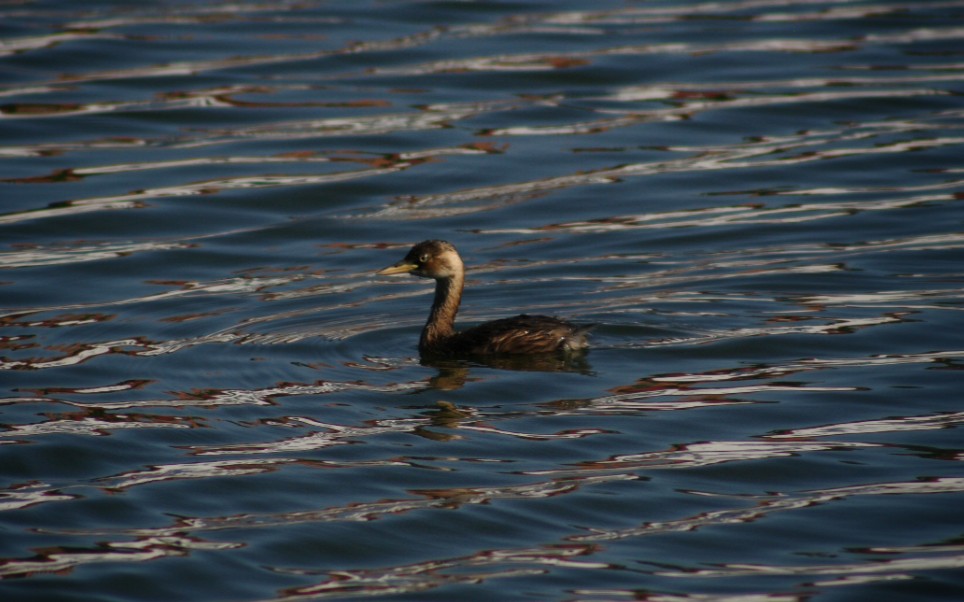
<box><xmin>419</xmin><ymin>254</ymin><xmax>429</xmax><ymax>263</ymax></box>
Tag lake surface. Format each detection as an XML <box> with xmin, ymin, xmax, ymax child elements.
<box><xmin>2</xmin><ymin>1</ymin><xmax>963</xmax><ymax>600</ymax></box>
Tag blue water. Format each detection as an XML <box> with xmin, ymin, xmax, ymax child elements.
<box><xmin>2</xmin><ymin>1</ymin><xmax>963</xmax><ymax>600</ymax></box>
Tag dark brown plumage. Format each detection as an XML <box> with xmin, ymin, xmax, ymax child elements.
<box><xmin>377</xmin><ymin>240</ymin><xmax>590</xmax><ymax>357</ymax></box>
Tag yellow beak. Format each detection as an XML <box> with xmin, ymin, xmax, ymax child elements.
<box><xmin>376</xmin><ymin>261</ymin><xmax>417</xmax><ymax>276</ymax></box>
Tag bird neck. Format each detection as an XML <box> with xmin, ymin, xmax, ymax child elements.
<box><xmin>421</xmin><ymin>272</ymin><xmax>463</xmax><ymax>350</ymax></box>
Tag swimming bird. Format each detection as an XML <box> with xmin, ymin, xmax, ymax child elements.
<box><xmin>377</xmin><ymin>240</ymin><xmax>590</xmax><ymax>357</ymax></box>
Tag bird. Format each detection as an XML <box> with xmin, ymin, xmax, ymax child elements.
<box><xmin>376</xmin><ymin>240</ymin><xmax>590</xmax><ymax>358</ymax></box>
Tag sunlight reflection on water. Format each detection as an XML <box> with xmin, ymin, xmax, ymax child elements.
<box><xmin>1</xmin><ymin>1</ymin><xmax>963</xmax><ymax>601</ymax></box>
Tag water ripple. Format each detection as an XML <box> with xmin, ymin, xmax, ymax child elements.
<box><xmin>2</xmin><ymin>1</ymin><xmax>962</xmax><ymax>600</ymax></box>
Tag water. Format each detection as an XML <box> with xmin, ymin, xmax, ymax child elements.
<box><xmin>2</xmin><ymin>1</ymin><xmax>963</xmax><ymax>600</ymax></box>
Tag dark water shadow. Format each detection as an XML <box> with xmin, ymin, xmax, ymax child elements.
<box><xmin>422</xmin><ymin>352</ymin><xmax>593</xmax><ymax>390</ymax></box>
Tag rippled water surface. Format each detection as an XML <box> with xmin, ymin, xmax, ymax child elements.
<box><xmin>2</xmin><ymin>1</ymin><xmax>964</xmax><ymax>600</ymax></box>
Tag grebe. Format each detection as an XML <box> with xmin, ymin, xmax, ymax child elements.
<box><xmin>377</xmin><ymin>240</ymin><xmax>590</xmax><ymax>357</ymax></box>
